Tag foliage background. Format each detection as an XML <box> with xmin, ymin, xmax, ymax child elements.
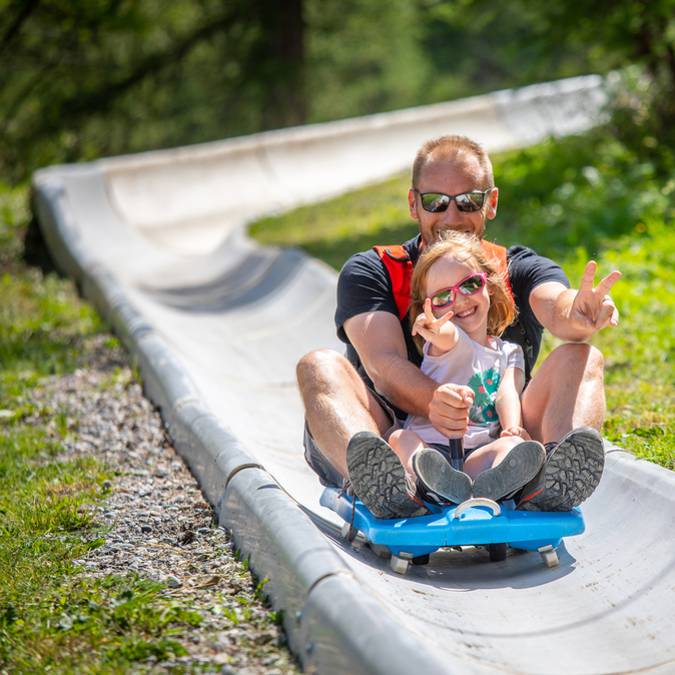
<box><xmin>2</xmin><ymin>0</ymin><xmax>673</xmax><ymax>182</ymax></box>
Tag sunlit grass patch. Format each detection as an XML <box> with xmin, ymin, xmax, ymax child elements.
<box><xmin>0</xmin><ymin>271</ymin><xmax>104</xmax><ymax>389</ymax></box>
<box><xmin>534</xmin><ymin>221</ymin><xmax>674</xmax><ymax>468</ymax></box>
<box><xmin>603</xmin><ymin>383</ymin><xmax>673</xmax><ymax>468</ymax></box>
<box><xmin>583</xmin><ymin>223</ymin><xmax>673</xmax><ymax>468</ymax></box>
<box><xmin>0</xmin><ymin>185</ymin><xmax>104</xmax><ymax>401</ymax></box>
<box><xmin>0</xmin><ymin>420</ymin><xmax>116</xmax><ymax>669</ymax></box>
<box><xmin>1</xmin><ymin>574</ymin><xmax>204</xmax><ymax>671</ymax></box>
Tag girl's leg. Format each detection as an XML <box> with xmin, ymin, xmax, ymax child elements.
<box><xmin>468</xmin><ymin>438</ymin><xmax>546</xmax><ymax>501</ymax></box>
<box><xmin>463</xmin><ymin>436</ymin><xmax>523</xmax><ymax>479</ymax></box>
<box><xmin>389</xmin><ymin>429</ymin><xmax>474</xmax><ymax>505</ymax></box>
<box><xmin>390</xmin><ymin>432</ymin><xmax>473</xmax><ymax>505</ymax></box>
<box><xmin>388</xmin><ymin>429</ymin><xmax>426</xmax><ymax>477</ymax></box>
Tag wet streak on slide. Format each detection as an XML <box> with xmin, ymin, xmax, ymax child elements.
<box><xmin>32</xmin><ymin>77</ymin><xmax>675</xmax><ymax>674</ymax></box>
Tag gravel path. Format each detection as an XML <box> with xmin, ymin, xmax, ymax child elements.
<box><xmin>30</xmin><ymin>335</ymin><xmax>300</xmax><ymax>673</ymax></box>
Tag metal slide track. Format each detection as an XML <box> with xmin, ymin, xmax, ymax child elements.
<box><xmin>32</xmin><ymin>76</ymin><xmax>675</xmax><ymax>674</ymax></box>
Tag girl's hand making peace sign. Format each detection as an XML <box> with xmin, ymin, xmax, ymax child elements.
<box><xmin>412</xmin><ymin>298</ymin><xmax>459</xmax><ymax>355</ymax></box>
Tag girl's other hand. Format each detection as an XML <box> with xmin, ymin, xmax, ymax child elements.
<box><xmin>500</xmin><ymin>426</ymin><xmax>531</xmax><ymax>440</ymax></box>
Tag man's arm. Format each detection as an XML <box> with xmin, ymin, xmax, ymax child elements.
<box><xmin>344</xmin><ymin>310</ymin><xmax>473</xmax><ymax>437</ymax></box>
<box><xmin>344</xmin><ymin>311</ymin><xmax>434</xmax><ymax>416</ymax></box>
<box><xmin>529</xmin><ymin>261</ymin><xmax>621</xmax><ymax>342</ymax></box>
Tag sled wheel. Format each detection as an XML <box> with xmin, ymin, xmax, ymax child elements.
<box><xmin>390</xmin><ymin>555</ymin><xmax>410</xmax><ymax>575</ymax></box>
<box><xmin>340</xmin><ymin>522</ymin><xmax>358</xmax><ymax>542</ymax></box>
<box><xmin>539</xmin><ymin>545</ymin><xmax>559</xmax><ymax>568</ymax></box>
<box><xmin>488</xmin><ymin>543</ymin><xmax>507</xmax><ymax>562</ymax></box>
<box><xmin>369</xmin><ymin>543</ymin><xmax>391</xmax><ymax>559</ymax></box>
<box><xmin>412</xmin><ymin>554</ymin><xmax>430</xmax><ymax>566</ymax></box>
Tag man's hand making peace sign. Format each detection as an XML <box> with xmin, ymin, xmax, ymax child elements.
<box><xmin>568</xmin><ymin>261</ymin><xmax>622</xmax><ymax>337</ymax></box>
<box><xmin>531</xmin><ymin>260</ymin><xmax>622</xmax><ymax>343</ymax></box>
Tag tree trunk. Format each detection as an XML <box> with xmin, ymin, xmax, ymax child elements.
<box><xmin>255</xmin><ymin>0</ymin><xmax>307</xmax><ymax>128</ymax></box>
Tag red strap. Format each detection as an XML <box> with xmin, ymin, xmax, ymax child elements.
<box><xmin>373</xmin><ymin>245</ymin><xmax>413</xmax><ymax>320</ymax></box>
<box><xmin>480</xmin><ymin>240</ymin><xmax>513</xmax><ymax>300</ymax></box>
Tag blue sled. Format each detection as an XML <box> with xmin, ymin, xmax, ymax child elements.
<box><xmin>320</xmin><ymin>487</ymin><xmax>585</xmax><ymax>573</ymax></box>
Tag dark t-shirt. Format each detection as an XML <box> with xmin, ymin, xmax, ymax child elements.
<box><xmin>335</xmin><ymin>234</ymin><xmax>569</xmax><ymax>420</ymax></box>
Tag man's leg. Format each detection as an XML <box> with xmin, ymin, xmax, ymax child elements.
<box><xmin>519</xmin><ymin>343</ymin><xmax>606</xmax><ymax>510</ymax></box>
<box><xmin>521</xmin><ymin>343</ymin><xmax>605</xmax><ymax>443</ymax></box>
<box><xmin>297</xmin><ymin>349</ymin><xmax>427</xmax><ymax>518</ymax></box>
<box><xmin>296</xmin><ymin>349</ymin><xmax>394</xmax><ymax>480</ymax></box>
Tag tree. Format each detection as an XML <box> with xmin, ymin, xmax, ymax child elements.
<box><xmin>416</xmin><ymin>0</ymin><xmax>674</xmax><ymax>171</ymax></box>
<box><xmin>0</xmin><ymin>0</ymin><xmax>309</xmax><ymax>182</ymax></box>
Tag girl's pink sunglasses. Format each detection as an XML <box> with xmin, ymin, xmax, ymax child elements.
<box><xmin>429</xmin><ymin>272</ymin><xmax>488</xmax><ymax>309</ymax></box>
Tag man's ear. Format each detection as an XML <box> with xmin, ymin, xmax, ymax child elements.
<box><xmin>408</xmin><ymin>189</ymin><xmax>419</xmax><ymax>220</ymax></box>
<box><xmin>485</xmin><ymin>187</ymin><xmax>499</xmax><ymax>220</ymax></box>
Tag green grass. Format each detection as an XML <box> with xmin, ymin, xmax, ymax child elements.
<box><xmin>540</xmin><ymin>224</ymin><xmax>674</xmax><ymax>467</ymax></box>
<box><xmin>250</xmin><ymin>130</ymin><xmax>674</xmax><ymax>469</ymax></box>
<box><xmin>0</xmin><ymin>402</ymin><xmax>212</xmax><ymax>671</ymax></box>
<box><xmin>2</xmin><ymin>571</ymin><xmax>203</xmax><ymax>670</ymax></box>
<box><xmin>0</xmin><ymin>182</ymin><xmax>208</xmax><ymax>671</ymax></box>
<box><xmin>0</xmin><ymin>186</ymin><xmax>108</xmax><ymax>403</ymax></box>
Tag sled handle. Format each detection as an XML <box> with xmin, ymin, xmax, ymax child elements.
<box><xmin>452</xmin><ymin>497</ymin><xmax>501</xmax><ymax>519</ymax></box>
<box><xmin>448</xmin><ymin>437</ymin><xmax>464</xmax><ymax>472</ymax></box>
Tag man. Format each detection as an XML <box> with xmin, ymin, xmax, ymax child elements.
<box><xmin>297</xmin><ymin>135</ymin><xmax>621</xmax><ymax>518</ymax></box>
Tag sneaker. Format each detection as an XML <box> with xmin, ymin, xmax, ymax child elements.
<box><xmin>518</xmin><ymin>427</ymin><xmax>605</xmax><ymax>511</ymax></box>
<box><xmin>472</xmin><ymin>440</ymin><xmax>546</xmax><ymax>501</ymax></box>
<box><xmin>346</xmin><ymin>431</ymin><xmax>428</xmax><ymax>519</ymax></box>
<box><xmin>411</xmin><ymin>447</ymin><xmax>473</xmax><ymax>504</ymax></box>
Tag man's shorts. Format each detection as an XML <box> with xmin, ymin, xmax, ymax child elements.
<box><xmin>303</xmin><ymin>386</ymin><xmax>401</xmax><ymax>488</ymax></box>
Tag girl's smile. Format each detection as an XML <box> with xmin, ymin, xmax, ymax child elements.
<box><xmin>454</xmin><ymin>305</ymin><xmax>478</xmax><ymax>319</ymax></box>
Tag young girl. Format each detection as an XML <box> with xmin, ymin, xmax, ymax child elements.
<box><xmin>388</xmin><ymin>231</ymin><xmax>545</xmax><ymax>504</ymax></box>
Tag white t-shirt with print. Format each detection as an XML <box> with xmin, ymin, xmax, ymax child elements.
<box><xmin>405</xmin><ymin>327</ymin><xmax>525</xmax><ymax>449</ymax></box>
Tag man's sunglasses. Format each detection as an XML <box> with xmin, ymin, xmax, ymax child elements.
<box><xmin>413</xmin><ymin>188</ymin><xmax>492</xmax><ymax>213</ymax></box>
<box><xmin>429</xmin><ymin>272</ymin><xmax>488</xmax><ymax>309</ymax></box>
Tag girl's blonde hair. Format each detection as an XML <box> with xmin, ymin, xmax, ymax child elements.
<box><xmin>409</xmin><ymin>232</ymin><xmax>516</xmax><ymax>353</ymax></box>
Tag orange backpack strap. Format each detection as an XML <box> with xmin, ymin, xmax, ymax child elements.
<box><xmin>480</xmin><ymin>240</ymin><xmax>513</xmax><ymax>300</ymax></box>
<box><xmin>373</xmin><ymin>245</ymin><xmax>413</xmax><ymax>320</ymax></box>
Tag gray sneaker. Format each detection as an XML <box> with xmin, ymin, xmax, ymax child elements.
<box><xmin>473</xmin><ymin>440</ymin><xmax>546</xmax><ymax>501</ymax></box>
<box><xmin>412</xmin><ymin>447</ymin><xmax>473</xmax><ymax>504</ymax></box>
<box><xmin>518</xmin><ymin>427</ymin><xmax>605</xmax><ymax>511</ymax></box>
<box><xmin>346</xmin><ymin>431</ymin><xmax>428</xmax><ymax>519</ymax></box>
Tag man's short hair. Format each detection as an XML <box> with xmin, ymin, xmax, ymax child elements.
<box><xmin>412</xmin><ymin>135</ymin><xmax>494</xmax><ymax>189</ymax></box>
